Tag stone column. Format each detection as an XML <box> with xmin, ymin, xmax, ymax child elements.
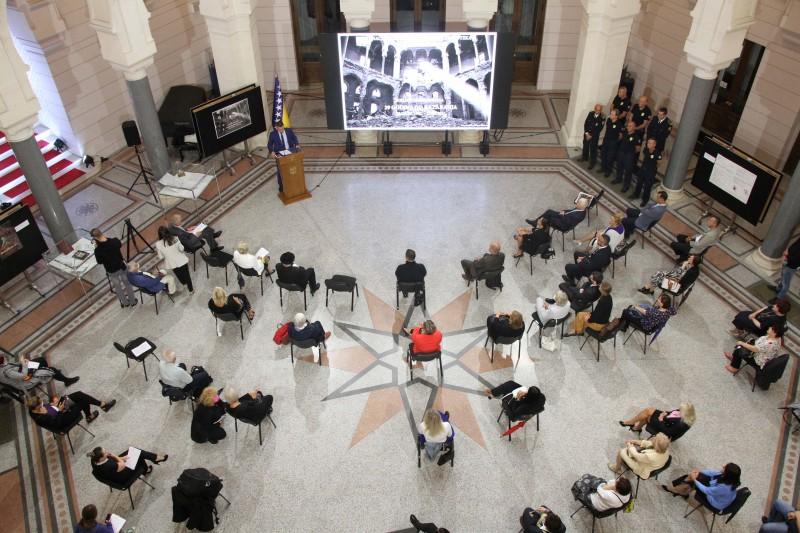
<box><xmin>199</xmin><ymin>0</ymin><xmax>267</xmax><ymax>146</ymax></box>
<box><xmin>341</xmin><ymin>0</ymin><xmax>377</xmax><ymax>153</ymax></box>
<box><xmin>459</xmin><ymin>0</ymin><xmax>496</xmax><ymax>145</ymax></box>
<box><xmin>88</xmin><ymin>0</ymin><xmax>170</xmax><ymax>178</ymax></box>
<box><xmin>0</xmin><ymin>2</ymin><xmax>73</xmax><ymax>242</ymax></box>
<box><xmin>560</xmin><ymin>0</ymin><xmax>641</xmax><ymax>148</ymax></box>
<box><xmin>752</xmin><ymin>166</ymin><xmax>800</xmax><ymax>272</ymax></box>
<box><xmin>661</xmin><ymin>0</ymin><xmax>757</xmax><ymax>199</ymax></box>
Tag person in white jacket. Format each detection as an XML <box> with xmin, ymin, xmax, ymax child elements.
<box><xmin>233</xmin><ymin>241</ymin><xmax>270</xmax><ymax>275</ymax></box>
<box><xmin>155</xmin><ymin>226</ymin><xmax>193</xmax><ymax>293</ymax></box>
<box><xmin>535</xmin><ymin>290</ymin><xmax>571</xmax><ymax>324</ymax></box>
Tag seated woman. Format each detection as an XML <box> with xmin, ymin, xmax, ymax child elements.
<box><xmin>638</xmin><ymin>254</ymin><xmax>700</xmax><ymax>295</ymax></box>
<box><xmin>232</xmin><ymin>241</ymin><xmax>269</xmax><ymax>276</ymax></box>
<box><xmin>208</xmin><ymin>286</ymin><xmax>255</xmax><ymax>328</ymax></box>
<box><xmin>74</xmin><ymin>504</ymin><xmax>113</xmax><ymax>533</ymax></box>
<box><xmin>0</xmin><ymin>354</ymin><xmax>79</xmax><ymax>390</ymax></box>
<box><xmin>288</xmin><ymin>312</ymin><xmax>332</xmax><ymax>344</ymax></box>
<box><xmin>485</xmin><ymin>381</ymin><xmax>545</xmax><ymax>420</ymax></box>
<box><xmin>608</xmin><ymin>432</ymin><xmax>670</xmax><ymax>477</ymax></box>
<box><xmin>619</xmin><ymin>402</ymin><xmax>695</xmax><ymax>440</ymax></box>
<box><xmin>417</xmin><ymin>408</ymin><xmax>454</xmax><ymax>462</ymax></box>
<box><xmin>486</xmin><ymin>310</ymin><xmax>525</xmax><ymax>341</ymax></box>
<box><xmin>534</xmin><ymin>290</ymin><xmax>571</xmax><ymax>325</ymax></box>
<box><xmin>513</xmin><ymin>218</ymin><xmax>550</xmax><ymax>258</ymax></box>
<box><xmin>223</xmin><ymin>386</ymin><xmax>273</xmax><ymax>421</ymax></box>
<box><xmin>564</xmin><ymin>281</ymin><xmax>612</xmax><ymax>337</ymax></box>
<box><xmin>731</xmin><ymin>299</ymin><xmax>790</xmax><ymax>339</ymax></box>
<box><xmin>571</xmin><ymin>474</ymin><xmax>632</xmax><ymax>512</ymax></box>
<box><xmin>724</xmin><ymin>324</ymin><xmax>784</xmax><ymax>374</ymax></box>
<box><xmin>28</xmin><ymin>392</ymin><xmax>115</xmax><ymax>427</ymax></box>
<box><xmin>620</xmin><ymin>294</ymin><xmax>675</xmax><ymax>334</ymax></box>
<box><xmin>663</xmin><ymin>463</ymin><xmax>741</xmax><ymax>510</ymax></box>
<box><xmin>520</xmin><ymin>505</ymin><xmax>564</xmax><ymax>533</ymax></box>
<box><xmin>191</xmin><ymin>386</ymin><xmax>227</xmax><ymax>444</ymax></box>
<box><xmin>574</xmin><ymin>213</ymin><xmax>625</xmax><ymax>257</ymax></box>
<box><xmin>404</xmin><ymin>320</ymin><xmax>443</xmax><ymax>354</ymax></box>
<box><xmin>88</xmin><ymin>446</ymin><xmax>167</xmax><ymax>485</ymax></box>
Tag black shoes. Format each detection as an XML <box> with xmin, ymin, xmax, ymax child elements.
<box><xmin>766</xmin><ymin>284</ymin><xmax>778</xmax><ymax>292</ymax></box>
<box><xmin>310</xmin><ymin>283</ymin><xmax>321</xmax><ymax>295</ymax></box>
<box><xmin>64</xmin><ymin>376</ymin><xmax>80</xmax><ymax>387</ymax></box>
<box><xmin>154</xmin><ymin>454</ymin><xmax>169</xmax><ymax>464</ymax></box>
<box><xmin>639</xmin><ymin>200</ymin><xmax>648</xmax><ymax>207</ymax></box>
<box><xmin>638</xmin><ymin>287</ymin><xmax>654</xmax><ymax>295</ymax></box>
<box><xmin>561</xmin><ymin>275</ymin><xmax>574</xmax><ymax>285</ymax></box>
<box><xmin>212</xmin><ymin>230</ymin><xmax>222</xmax><ymax>238</ymax></box>
<box><xmin>525</xmin><ymin>218</ymin><xmax>537</xmax><ymax>226</ymax></box>
<box><xmin>410</xmin><ymin>515</ymin><xmax>423</xmax><ymax>529</ymax></box>
<box><xmin>101</xmin><ymin>399</ymin><xmax>116</xmax><ymax>412</ymax></box>
<box><xmin>437</xmin><ymin>448</ymin><xmax>454</xmax><ymax>465</ymax></box>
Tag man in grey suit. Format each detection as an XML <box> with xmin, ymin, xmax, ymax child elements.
<box><xmin>461</xmin><ymin>241</ymin><xmax>504</xmax><ymax>281</ymax></box>
<box><xmin>621</xmin><ymin>190</ymin><xmax>668</xmax><ymax>240</ymax></box>
<box><xmin>670</xmin><ymin>215</ymin><xmax>722</xmax><ymax>261</ymax></box>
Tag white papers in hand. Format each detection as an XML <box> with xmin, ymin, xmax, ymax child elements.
<box><xmin>125</xmin><ymin>447</ymin><xmax>141</xmax><ymax>470</ymax></box>
<box><xmin>27</xmin><ymin>361</ymin><xmax>40</xmax><ymax>370</ymax></box>
<box><xmin>109</xmin><ymin>514</ymin><xmax>126</xmax><ymax>533</ymax></box>
<box><xmin>130</xmin><ymin>341</ymin><xmax>152</xmax><ymax>357</ymax></box>
<box><xmin>279</xmin><ymin>150</ymin><xmax>292</xmax><ymax>156</ymax></box>
<box><xmin>256</xmin><ymin>247</ymin><xmax>269</xmax><ymax>259</ymax></box>
<box><xmin>192</xmin><ymin>223</ymin><xmax>207</xmax><ymax>236</ymax></box>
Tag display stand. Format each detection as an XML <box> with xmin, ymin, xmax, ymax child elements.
<box><xmin>277</xmin><ymin>152</ymin><xmax>311</xmax><ymax>205</ymax></box>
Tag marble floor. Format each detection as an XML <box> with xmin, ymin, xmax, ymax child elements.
<box><xmin>24</xmin><ymin>164</ymin><xmax>793</xmax><ymax>532</ymax></box>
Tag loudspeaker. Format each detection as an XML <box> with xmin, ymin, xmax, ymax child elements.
<box><xmin>345</xmin><ymin>132</ymin><xmax>355</xmax><ymax>156</ymax></box>
<box><xmin>479</xmin><ymin>131</ymin><xmax>490</xmax><ymax>156</ymax></box>
<box><xmin>122</xmin><ymin>120</ymin><xmax>141</xmax><ymax>147</ymax></box>
<box><xmin>383</xmin><ymin>141</ymin><xmax>393</xmax><ymax>156</ymax></box>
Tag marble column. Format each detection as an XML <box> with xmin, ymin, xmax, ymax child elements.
<box><xmin>341</xmin><ymin>0</ymin><xmax>376</xmax><ymax>153</ymax></box>
<box><xmin>199</xmin><ymin>0</ymin><xmax>267</xmax><ymax>147</ymax></box>
<box><xmin>0</xmin><ymin>2</ymin><xmax>73</xmax><ymax>241</ymax></box>
<box><xmin>88</xmin><ymin>0</ymin><xmax>170</xmax><ymax>178</ymax></box>
<box><xmin>661</xmin><ymin>0</ymin><xmax>757</xmax><ymax>199</ymax></box>
<box><xmin>460</xmin><ymin>1</ymin><xmax>496</xmax><ymax>146</ymax></box>
<box><xmin>752</xmin><ymin>166</ymin><xmax>800</xmax><ymax>272</ymax></box>
<box><xmin>561</xmin><ymin>0</ymin><xmax>641</xmax><ymax>148</ymax></box>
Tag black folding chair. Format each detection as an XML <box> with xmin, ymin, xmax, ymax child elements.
<box><xmin>92</xmin><ymin>465</ymin><xmax>154</xmax><ymax>510</ymax></box>
<box><xmin>325</xmin><ymin>275</ymin><xmax>359</xmax><ymax>311</ymax></box>
<box><xmin>579</xmin><ymin>323</ymin><xmax>621</xmax><ymax>362</ymax></box>
<box><xmin>135</xmin><ymin>285</ymin><xmax>174</xmax><ymax>315</ymax></box>
<box><xmin>470</xmin><ymin>266</ymin><xmax>504</xmax><ymax>300</ymax></box>
<box><xmin>212</xmin><ymin>311</ymin><xmax>250</xmax><ymax>340</ymax></box>
<box><xmin>496</xmin><ymin>393</ymin><xmax>543</xmax><ymax>442</ymax></box>
<box><xmin>527</xmin><ymin>311</ymin><xmax>570</xmax><ymax>348</ymax></box>
<box><xmin>289</xmin><ymin>337</ymin><xmax>326</xmax><ymax>365</ymax></box>
<box><xmin>638</xmin><ymin>220</ymin><xmax>658</xmax><ymax>249</ymax></box>
<box><xmin>586</xmin><ymin>189</ymin><xmax>605</xmax><ymax>226</ymax></box>
<box><xmin>611</xmin><ymin>239</ymin><xmax>637</xmax><ymax>278</ymax></box>
<box><xmin>622</xmin><ymin>322</ymin><xmax>664</xmax><ymax>355</ymax></box>
<box><xmin>277</xmin><ymin>281</ymin><xmax>307</xmax><ymax>311</ymax></box>
<box><xmin>683</xmin><ymin>487</ymin><xmax>751</xmax><ymax>532</ymax></box>
<box><xmin>625</xmin><ymin>455</ymin><xmax>672</xmax><ymax>498</ymax></box>
<box><xmin>515</xmin><ymin>240</ymin><xmax>553</xmax><ymax>276</ymax></box>
<box><xmin>228</xmin><ymin>404</ymin><xmax>276</xmax><ymax>446</ymax></box>
<box><xmin>113</xmin><ymin>337</ymin><xmax>158</xmax><ymax>381</ymax></box>
<box><xmin>201</xmin><ymin>250</ymin><xmax>232</xmax><ymax>285</ymax></box>
<box><xmin>396</xmin><ymin>281</ymin><xmax>426</xmax><ymax>310</ymax></box>
<box><xmin>735</xmin><ymin>353</ymin><xmax>789</xmax><ymax>391</ymax></box>
<box><xmin>408</xmin><ymin>345</ymin><xmax>443</xmax><ymax>379</ymax></box>
<box><xmin>570</xmin><ymin>501</ymin><xmax>624</xmax><ymax>533</ymax></box>
<box><xmin>34</xmin><ymin>412</ymin><xmax>95</xmax><ymax>455</ymax></box>
<box><xmin>484</xmin><ymin>332</ymin><xmax>524</xmax><ymax>367</ymax></box>
<box><xmin>235</xmin><ymin>265</ymin><xmax>274</xmax><ymax>296</ymax></box>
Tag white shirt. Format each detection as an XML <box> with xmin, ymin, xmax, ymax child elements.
<box><xmin>536</xmin><ymin>296</ymin><xmax>571</xmax><ymax>324</ymax></box>
<box><xmin>417</xmin><ymin>421</ymin><xmax>453</xmax><ymax>443</ymax></box>
<box><xmin>159</xmin><ymin>361</ymin><xmax>192</xmax><ymax>388</ymax></box>
<box><xmin>590</xmin><ymin>484</ymin><xmax>630</xmax><ymax>511</ymax></box>
<box><xmin>233</xmin><ymin>250</ymin><xmax>268</xmax><ymax>275</ymax></box>
<box><xmin>156</xmin><ymin>239</ymin><xmax>188</xmax><ymax>270</ymax></box>
<box><xmin>281</xmin><ymin>131</ymin><xmax>289</xmax><ymax>150</ymax></box>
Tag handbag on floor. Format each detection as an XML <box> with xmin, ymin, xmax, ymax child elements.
<box><xmin>541</xmin><ymin>330</ymin><xmax>561</xmax><ymax>352</ymax></box>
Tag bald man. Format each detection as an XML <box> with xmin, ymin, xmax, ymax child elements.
<box><xmin>461</xmin><ymin>241</ymin><xmax>505</xmax><ymax>282</ymax></box>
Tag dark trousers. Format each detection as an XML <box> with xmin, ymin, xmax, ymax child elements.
<box><xmin>565</xmin><ymin>261</ymin><xmax>590</xmax><ymax>283</ymax></box>
<box><xmin>582</xmin><ymin>136</ymin><xmax>599</xmax><ymax>165</ymax></box>
<box><xmin>729</xmin><ymin>346</ymin><xmax>754</xmax><ymax>369</ymax></box>
<box><xmin>198</xmin><ymin>227</ymin><xmax>219</xmax><ymax>250</ymax></box>
<box><xmin>615</xmin><ymin>150</ymin><xmax>635</xmax><ymax>189</ymax></box>
<box><xmin>621</xmin><ymin>306</ymin><xmax>647</xmax><ymax>331</ymax></box>
<box><xmin>302</xmin><ymin>268</ymin><xmax>318</xmax><ymax>290</ymax></box>
<box><xmin>558</xmin><ymin>282</ymin><xmax>586</xmax><ymax>309</ymax></box>
<box><xmin>634</xmin><ymin>170</ymin><xmax>656</xmax><ymax>203</ymax></box>
<box><xmin>491</xmin><ymin>380</ymin><xmax>522</xmax><ymax>398</ymax></box>
<box><xmin>538</xmin><ymin>209</ymin><xmax>569</xmax><ymax>231</ymax></box>
<box><xmin>622</xmin><ymin>208</ymin><xmax>640</xmax><ymax>238</ymax></box>
<box><xmin>573</xmin><ymin>250</ymin><xmax>589</xmax><ymax>263</ymax></box>
<box><xmin>32</xmin><ymin>357</ymin><xmax>70</xmax><ymax>383</ymax></box>
<box><xmin>601</xmin><ymin>142</ymin><xmax>618</xmax><ymax>175</ymax></box>
<box><xmin>732</xmin><ymin>311</ymin><xmax>762</xmax><ymax>335</ymax></box>
<box><xmin>119</xmin><ymin>448</ymin><xmax>157</xmax><ymax>473</ymax></box>
<box><xmin>66</xmin><ymin>391</ymin><xmax>102</xmax><ymax>418</ymax></box>
<box><xmin>670</xmin><ymin>236</ymin><xmax>691</xmax><ymax>261</ymax></box>
<box><xmin>173</xmin><ymin>264</ymin><xmax>193</xmax><ymax>292</ymax></box>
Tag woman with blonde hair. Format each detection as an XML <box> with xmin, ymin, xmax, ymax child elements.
<box><xmin>232</xmin><ymin>241</ymin><xmax>270</xmax><ymax>275</ymax></box>
<box><xmin>417</xmin><ymin>408</ymin><xmax>454</xmax><ymax>461</ymax></box>
<box><xmin>608</xmin><ymin>432</ymin><xmax>670</xmax><ymax>477</ymax></box>
<box><xmin>191</xmin><ymin>386</ymin><xmax>226</xmax><ymax>444</ymax></box>
<box><xmin>535</xmin><ymin>290</ymin><xmax>571</xmax><ymax>325</ymax></box>
<box><xmin>574</xmin><ymin>213</ymin><xmax>625</xmax><ymax>254</ymax></box>
<box><xmin>208</xmin><ymin>286</ymin><xmax>255</xmax><ymax>334</ymax></box>
<box><xmin>486</xmin><ymin>310</ymin><xmax>525</xmax><ymax>341</ymax></box>
<box><xmin>405</xmin><ymin>319</ymin><xmax>442</xmax><ymax>354</ymax></box>
<box><xmin>619</xmin><ymin>402</ymin><xmax>695</xmax><ymax>441</ymax></box>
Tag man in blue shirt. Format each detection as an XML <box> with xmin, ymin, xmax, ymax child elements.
<box><xmin>126</xmin><ymin>262</ymin><xmax>174</xmax><ymax>294</ymax></box>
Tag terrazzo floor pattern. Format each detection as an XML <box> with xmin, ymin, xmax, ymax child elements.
<box><xmin>49</xmin><ymin>169</ymin><xmax>787</xmax><ymax>532</ymax></box>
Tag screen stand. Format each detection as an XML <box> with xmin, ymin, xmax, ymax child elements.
<box><xmin>127</xmin><ymin>145</ymin><xmax>160</xmax><ymax>204</ymax></box>
<box><xmin>220</xmin><ymin>139</ymin><xmax>257</xmax><ymax>175</ymax></box>
<box><xmin>220</xmin><ymin>149</ymin><xmax>236</xmax><ymax>176</ymax></box>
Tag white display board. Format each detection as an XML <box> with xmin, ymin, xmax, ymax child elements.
<box><xmin>708</xmin><ymin>153</ymin><xmax>757</xmax><ymax>204</ymax></box>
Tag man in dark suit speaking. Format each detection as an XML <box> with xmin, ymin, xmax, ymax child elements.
<box><xmin>267</xmin><ymin>121</ymin><xmax>300</xmax><ymax>193</ymax></box>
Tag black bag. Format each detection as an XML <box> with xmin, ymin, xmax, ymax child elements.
<box><xmin>174</xmin><ymin>468</ymin><xmax>223</xmax><ymax>531</ymax></box>
<box><xmin>178</xmin><ymin>468</ymin><xmax>223</xmax><ymax>498</ymax></box>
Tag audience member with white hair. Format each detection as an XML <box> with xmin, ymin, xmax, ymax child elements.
<box><xmin>534</xmin><ymin>290</ymin><xmax>571</xmax><ymax>324</ymax></box>
<box><xmin>223</xmin><ymin>386</ymin><xmax>273</xmax><ymax>422</ymax></box>
<box><xmin>158</xmin><ymin>349</ymin><xmax>212</xmax><ymax>396</ymax></box>
<box><xmin>526</xmin><ymin>197</ymin><xmax>589</xmax><ymax>231</ymax></box>
<box><xmin>233</xmin><ymin>241</ymin><xmax>270</xmax><ymax>275</ymax></box>
<box><xmin>288</xmin><ymin>313</ymin><xmax>331</xmax><ymax>344</ymax></box>
<box><xmin>460</xmin><ymin>241</ymin><xmax>504</xmax><ymax>282</ymax></box>
<box><xmin>126</xmin><ymin>261</ymin><xmax>175</xmax><ymax>294</ymax></box>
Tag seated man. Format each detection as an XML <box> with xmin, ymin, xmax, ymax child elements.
<box><xmin>223</xmin><ymin>386</ymin><xmax>273</xmax><ymax>422</ymax></box>
<box><xmin>126</xmin><ymin>262</ymin><xmax>175</xmax><ymax>294</ymax></box>
<box><xmin>276</xmin><ymin>251</ymin><xmax>320</xmax><ymax>295</ymax></box>
<box><xmin>460</xmin><ymin>241</ymin><xmax>504</xmax><ymax>282</ymax></box>
<box><xmin>396</xmin><ymin>248</ymin><xmax>427</xmax><ymax>305</ymax></box>
<box><xmin>563</xmin><ymin>234</ymin><xmax>611</xmax><ymax>285</ymax></box>
<box><xmin>670</xmin><ymin>215</ymin><xmax>721</xmax><ymax>261</ymax></box>
<box><xmin>526</xmin><ymin>197</ymin><xmax>589</xmax><ymax>231</ymax></box>
<box><xmin>288</xmin><ymin>312</ymin><xmax>331</xmax><ymax>343</ymax></box>
<box><xmin>233</xmin><ymin>241</ymin><xmax>270</xmax><ymax>276</ymax></box>
<box><xmin>621</xmin><ymin>190</ymin><xmax>668</xmax><ymax>240</ymax></box>
<box><xmin>520</xmin><ymin>505</ymin><xmax>564</xmax><ymax>533</ymax></box>
<box><xmin>559</xmin><ymin>271</ymin><xmax>603</xmax><ymax>311</ymax></box>
<box><xmin>0</xmin><ymin>354</ymin><xmax>79</xmax><ymax>389</ymax></box>
<box><xmin>730</xmin><ymin>299</ymin><xmax>790</xmax><ymax>339</ymax></box>
<box><xmin>168</xmin><ymin>213</ymin><xmax>222</xmax><ymax>251</ymax></box>
<box><xmin>158</xmin><ymin>349</ymin><xmax>212</xmax><ymax>396</ymax></box>
<box><xmin>760</xmin><ymin>499</ymin><xmax>800</xmax><ymax>533</ymax></box>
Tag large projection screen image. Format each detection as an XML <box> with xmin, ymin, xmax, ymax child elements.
<box><xmin>338</xmin><ymin>32</ymin><xmax>497</xmax><ymax>130</ymax></box>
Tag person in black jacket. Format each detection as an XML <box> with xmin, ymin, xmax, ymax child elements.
<box><xmin>191</xmin><ymin>387</ymin><xmax>226</xmax><ymax>444</ymax></box>
<box><xmin>486</xmin><ymin>381</ymin><xmax>545</xmax><ymax>420</ymax></box>
<box><xmin>564</xmin><ymin>281</ymin><xmax>612</xmax><ymax>336</ymax></box>
<box><xmin>619</xmin><ymin>402</ymin><xmax>695</xmax><ymax>440</ymax></box>
<box><xmin>396</xmin><ymin>249</ymin><xmax>427</xmax><ymax>304</ymax></box>
<box><xmin>527</xmin><ymin>198</ymin><xmax>589</xmax><ymax>232</ymax></box>
<box><xmin>28</xmin><ymin>393</ymin><xmax>115</xmax><ymax>428</ymax></box>
<box><xmin>559</xmin><ymin>271</ymin><xmax>603</xmax><ymax>310</ymax></box>
<box><xmin>613</xmin><ymin>121</ymin><xmax>641</xmax><ymax>192</ymax></box>
<box><xmin>631</xmin><ymin>138</ymin><xmax>662</xmax><ymax>206</ymax></box>
<box><xmin>514</xmin><ymin>218</ymin><xmax>550</xmax><ymax>258</ymax></box>
<box><xmin>563</xmin><ymin>234</ymin><xmax>611</xmax><ymax>284</ymax></box>
<box><xmin>89</xmin><ymin>446</ymin><xmax>167</xmax><ymax>486</ymax></box>
<box><xmin>601</xmin><ymin>109</ymin><xmax>624</xmax><ymax>177</ymax></box>
<box><xmin>612</xmin><ymin>85</ymin><xmax>631</xmax><ymax>121</ymax></box>
<box><xmin>520</xmin><ymin>506</ymin><xmax>565</xmax><ymax>533</ymax></box>
<box><xmin>581</xmin><ymin>104</ymin><xmax>605</xmax><ymax>169</ymax></box>
<box><xmin>276</xmin><ymin>251</ymin><xmax>320</xmax><ymax>294</ymax></box>
<box><xmin>486</xmin><ymin>310</ymin><xmax>525</xmax><ymax>341</ymax></box>
<box><xmin>646</xmin><ymin>107</ymin><xmax>673</xmax><ymax>151</ymax></box>
<box><xmin>208</xmin><ymin>287</ymin><xmax>254</xmax><ymax>336</ymax></box>
<box><xmin>224</xmin><ymin>387</ymin><xmax>273</xmax><ymax>423</ymax></box>
<box><xmin>730</xmin><ymin>300</ymin><xmax>790</xmax><ymax>339</ymax></box>
<box><xmin>91</xmin><ymin>228</ymin><xmax>136</xmax><ymax>307</ymax></box>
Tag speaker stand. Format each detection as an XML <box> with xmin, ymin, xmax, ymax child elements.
<box><xmin>121</xmin><ymin>218</ymin><xmax>155</xmax><ymax>262</ymax></box>
<box><xmin>127</xmin><ymin>145</ymin><xmax>160</xmax><ymax>204</ymax></box>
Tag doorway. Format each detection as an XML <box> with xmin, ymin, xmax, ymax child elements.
<box><xmin>289</xmin><ymin>0</ymin><xmax>346</xmax><ymax>84</ymax></box>
<box><xmin>492</xmin><ymin>0</ymin><xmax>547</xmax><ymax>84</ymax></box>
<box><xmin>701</xmin><ymin>39</ymin><xmax>765</xmax><ymax>143</ymax></box>
<box><xmin>390</xmin><ymin>0</ymin><xmax>446</xmax><ymax>32</ymax></box>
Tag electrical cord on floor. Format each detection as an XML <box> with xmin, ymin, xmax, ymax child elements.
<box><xmin>309</xmin><ymin>149</ymin><xmax>347</xmax><ymax>192</ymax></box>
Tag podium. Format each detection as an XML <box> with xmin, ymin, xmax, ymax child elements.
<box><xmin>277</xmin><ymin>152</ymin><xmax>311</xmax><ymax>205</ymax></box>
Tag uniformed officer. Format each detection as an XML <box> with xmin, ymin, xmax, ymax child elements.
<box><xmin>646</xmin><ymin>107</ymin><xmax>673</xmax><ymax>152</ymax></box>
<box><xmin>600</xmin><ymin>109</ymin><xmax>624</xmax><ymax>177</ymax></box>
<box><xmin>630</xmin><ymin>138</ymin><xmax>663</xmax><ymax>207</ymax></box>
<box><xmin>581</xmin><ymin>103</ymin><xmax>605</xmax><ymax>169</ymax></box>
<box><xmin>630</xmin><ymin>95</ymin><xmax>652</xmax><ymax>133</ymax></box>
<box><xmin>611</xmin><ymin>85</ymin><xmax>631</xmax><ymax>121</ymax></box>
<box><xmin>613</xmin><ymin>121</ymin><xmax>641</xmax><ymax>192</ymax></box>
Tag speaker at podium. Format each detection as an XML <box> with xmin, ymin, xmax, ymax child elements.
<box><xmin>277</xmin><ymin>152</ymin><xmax>311</xmax><ymax>205</ymax></box>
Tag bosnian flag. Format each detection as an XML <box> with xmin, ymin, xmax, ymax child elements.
<box><xmin>272</xmin><ymin>76</ymin><xmax>291</xmax><ymax>128</ymax></box>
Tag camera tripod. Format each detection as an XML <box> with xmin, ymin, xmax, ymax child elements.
<box><xmin>127</xmin><ymin>144</ymin><xmax>160</xmax><ymax>204</ymax></box>
<box><xmin>121</xmin><ymin>218</ymin><xmax>154</xmax><ymax>262</ymax></box>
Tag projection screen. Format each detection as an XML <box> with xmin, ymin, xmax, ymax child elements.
<box><xmin>338</xmin><ymin>32</ymin><xmax>497</xmax><ymax>130</ymax></box>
